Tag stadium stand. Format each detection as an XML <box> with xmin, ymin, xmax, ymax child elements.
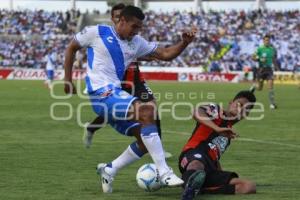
<box><xmin>0</xmin><ymin>9</ymin><xmax>299</xmax><ymax>71</ymax></box>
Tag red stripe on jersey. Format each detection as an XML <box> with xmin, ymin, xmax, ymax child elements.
<box><xmin>182</xmin><ymin>118</ymin><xmax>223</xmax><ymax>152</ymax></box>
<box><xmin>123</xmin><ymin>65</ymin><xmax>135</xmax><ymax>87</ymax></box>
<box><xmin>123</xmin><ymin>62</ymin><xmax>144</xmax><ymax>89</ymax></box>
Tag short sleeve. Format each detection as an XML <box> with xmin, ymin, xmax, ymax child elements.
<box><xmin>74</xmin><ymin>26</ymin><xmax>98</xmax><ymax>47</ymax></box>
<box><xmin>134</xmin><ymin>36</ymin><xmax>158</xmax><ymax>58</ymax></box>
<box><xmin>199</xmin><ymin>104</ymin><xmax>219</xmax><ymax>118</ymax></box>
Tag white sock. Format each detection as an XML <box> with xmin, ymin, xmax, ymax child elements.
<box><xmin>105</xmin><ymin>143</ymin><xmax>143</xmax><ymax>176</ymax></box>
<box><xmin>141</xmin><ymin>132</ymin><xmax>169</xmax><ymax>176</ymax></box>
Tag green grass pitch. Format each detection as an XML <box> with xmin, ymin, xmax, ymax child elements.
<box><xmin>0</xmin><ymin>80</ymin><xmax>299</xmax><ymax>200</ymax></box>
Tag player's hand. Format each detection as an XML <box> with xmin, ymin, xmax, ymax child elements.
<box><xmin>64</xmin><ymin>81</ymin><xmax>77</xmax><ymax>94</ymax></box>
<box><xmin>215</xmin><ymin>127</ymin><xmax>238</xmax><ymax>139</ymax></box>
<box><xmin>182</xmin><ymin>27</ymin><xmax>197</xmax><ymax>45</ymax></box>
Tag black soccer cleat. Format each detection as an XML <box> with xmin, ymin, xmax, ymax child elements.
<box><xmin>181</xmin><ymin>170</ymin><xmax>206</xmax><ymax>200</ymax></box>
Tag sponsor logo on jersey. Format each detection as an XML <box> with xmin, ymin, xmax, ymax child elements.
<box><xmin>107</xmin><ymin>36</ymin><xmax>113</xmax><ymax>43</ymax></box>
<box><xmin>194</xmin><ymin>154</ymin><xmax>202</xmax><ymax>159</ymax></box>
<box><xmin>211</xmin><ymin>136</ymin><xmax>229</xmax><ymax>154</ymax></box>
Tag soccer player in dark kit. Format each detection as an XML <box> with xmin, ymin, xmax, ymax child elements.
<box><xmin>179</xmin><ymin>90</ymin><xmax>257</xmax><ymax>200</ymax></box>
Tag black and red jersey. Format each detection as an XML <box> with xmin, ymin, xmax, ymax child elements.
<box><xmin>182</xmin><ymin>104</ymin><xmax>233</xmax><ymax>161</ymax></box>
<box><xmin>121</xmin><ymin>62</ymin><xmax>145</xmax><ymax>90</ymax></box>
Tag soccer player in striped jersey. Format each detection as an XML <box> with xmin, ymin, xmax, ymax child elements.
<box><xmin>84</xmin><ymin>3</ymin><xmax>172</xmax><ymax>158</ymax></box>
<box><xmin>64</xmin><ymin>5</ymin><xmax>196</xmax><ymax>193</ymax></box>
<box><xmin>44</xmin><ymin>47</ymin><xmax>57</xmax><ymax>89</ymax></box>
<box><xmin>179</xmin><ymin>91</ymin><xmax>257</xmax><ymax>200</ymax></box>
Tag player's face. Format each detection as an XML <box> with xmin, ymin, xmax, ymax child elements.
<box><xmin>228</xmin><ymin>97</ymin><xmax>251</xmax><ymax>119</ymax></box>
<box><xmin>263</xmin><ymin>37</ymin><xmax>270</xmax><ymax>46</ymax></box>
<box><xmin>119</xmin><ymin>16</ymin><xmax>142</xmax><ymax>40</ymax></box>
<box><xmin>111</xmin><ymin>9</ymin><xmax>122</xmax><ymax>25</ymax></box>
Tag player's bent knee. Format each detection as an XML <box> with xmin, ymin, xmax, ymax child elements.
<box><xmin>186</xmin><ymin>160</ymin><xmax>205</xmax><ymax>171</ymax></box>
<box><xmin>136</xmin><ymin>103</ymin><xmax>156</xmax><ymax>124</ymax></box>
<box><xmin>139</xmin><ymin>111</ymin><xmax>155</xmax><ymax>124</ymax></box>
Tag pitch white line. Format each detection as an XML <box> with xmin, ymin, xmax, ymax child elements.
<box><xmin>164</xmin><ymin>130</ymin><xmax>300</xmax><ymax>149</ymax></box>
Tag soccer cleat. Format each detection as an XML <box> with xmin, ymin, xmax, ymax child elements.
<box><xmin>164</xmin><ymin>151</ymin><xmax>173</xmax><ymax>159</ymax></box>
<box><xmin>83</xmin><ymin>88</ymin><xmax>88</xmax><ymax>95</ymax></box>
<box><xmin>270</xmin><ymin>104</ymin><xmax>277</xmax><ymax>109</ymax></box>
<box><xmin>96</xmin><ymin>163</ymin><xmax>114</xmax><ymax>193</ymax></box>
<box><xmin>182</xmin><ymin>186</ymin><xmax>195</xmax><ymax>200</ymax></box>
<box><xmin>83</xmin><ymin>127</ymin><xmax>94</xmax><ymax>148</ymax></box>
<box><xmin>160</xmin><ymin>169</ymin><xmax>184</xmax><ymax>187</ymax></box>
<box><xmin>181</xmin><ymin>170</ymin><xmax>206</xmax><ymax>200</ymax></box>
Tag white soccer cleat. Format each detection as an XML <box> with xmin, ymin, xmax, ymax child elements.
<box><xmin>270</xmin><ymin>104</ymin><xmax>277</xmax><ymax>109</ymax></box>
<box><xmin>160</xmin><ymin>169</ymin><xmax>184</xmax><ymax>187</ymax></box>
<box><xmin>83</xmin><ymin>88</ymin><xmax>88</xmax><ymax>95</ymax></box>
<box><xmin>83</xmin><ymin>128</ymin><xmax>94</xmax><ymax>148</ymax></box>
<box><xmin>164</xmin><ymin>151</ymin><xmax>173</xmax><ymax>159</ymax></box>
<box><xmin>96</xmin><ymin>163</ymin><xmax>114</xmax><ymax>193</ymax></box>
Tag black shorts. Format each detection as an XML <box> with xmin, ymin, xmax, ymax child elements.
<box><xmin>179</xmin><ymin>148</ymin><xmax>238</xmax><ymax>194</ymax></box>
<box><xmin>257</xmin><ymin>67</ymin><xmax>274</xmax><ymax>80</ymax></box>
<box><xmin>123</xmin><ymin>81</ymin><xmax>154</xmax><ymax>102</ymax></box>
<box><xmin>179</xmin><ymin>148</ymin><xmax>218</xmax><ymax>174</ymax></box>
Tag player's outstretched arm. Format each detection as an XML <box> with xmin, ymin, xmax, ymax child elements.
<box><xmin>64</xmin><ymin>39</ymin><xmax>81</xmax><ymax>94</ymax></box>
<box><xmin>150</xmin><ymin>27</ymin><xmax>197</xmax><ymax>61</ymax></box>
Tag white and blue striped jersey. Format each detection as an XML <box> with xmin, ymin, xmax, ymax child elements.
<box><xmin>45</xmin><ymin>52</ymin><xmax>57</xmax><ymax>70</ymax></box>
<box><xmin>74</xmin><ymin>25</ymin><xmax>157</xmax><ymax>93</ymax></box>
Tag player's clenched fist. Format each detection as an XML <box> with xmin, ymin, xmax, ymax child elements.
<box><xmin>182</xmin><ymin>27</ymin><xmax>197</xmax><ymax>44</ymax></box>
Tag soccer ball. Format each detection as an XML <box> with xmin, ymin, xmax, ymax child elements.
<box><xmin>136</xmin><ymin>163</ymin><xmax>161</xmax><ymax>192</ymax></box>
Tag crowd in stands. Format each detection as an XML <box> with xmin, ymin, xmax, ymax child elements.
<box><xmin>0</xmin><ymin>9</ymin><xmax>79</xmax><ymax>69</ymax></box>
<box><xmin>0</xmin><ymin>37</ymin><xmax>70</xmax><ymax>69</ymax></box>
<box><xmin>141</xmin><ymin>9</ymin><xmax>300</xmax><ymax>71</ymax></box>
<box><xmin>0</xmin><ymin>9</ymin><xmax>299</xmax><ymax>72</ymax></box>
<box><xmin>0</xmin><ymin>9</ymin><xmax>79</xmax><ymax>35</ymax></box>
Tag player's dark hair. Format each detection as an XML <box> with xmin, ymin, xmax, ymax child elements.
<box><xmin>120</xmin><ymin>5</ymin><xmax>145</xmax><ymax>21</ymax></box>
<box><xmin>263</xmin><ymin>34</ymin><xmax>271</xmax><ymax>39</ymax></box>
<box><xmin>233</xmin><ymin>90</ymin><xmax>256</xmax><ymax>108</ymax></box>
<box><xmin>111</xmin><ymin>3</ymin><xmax>126</xmax><ymax>16</ymax></box>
